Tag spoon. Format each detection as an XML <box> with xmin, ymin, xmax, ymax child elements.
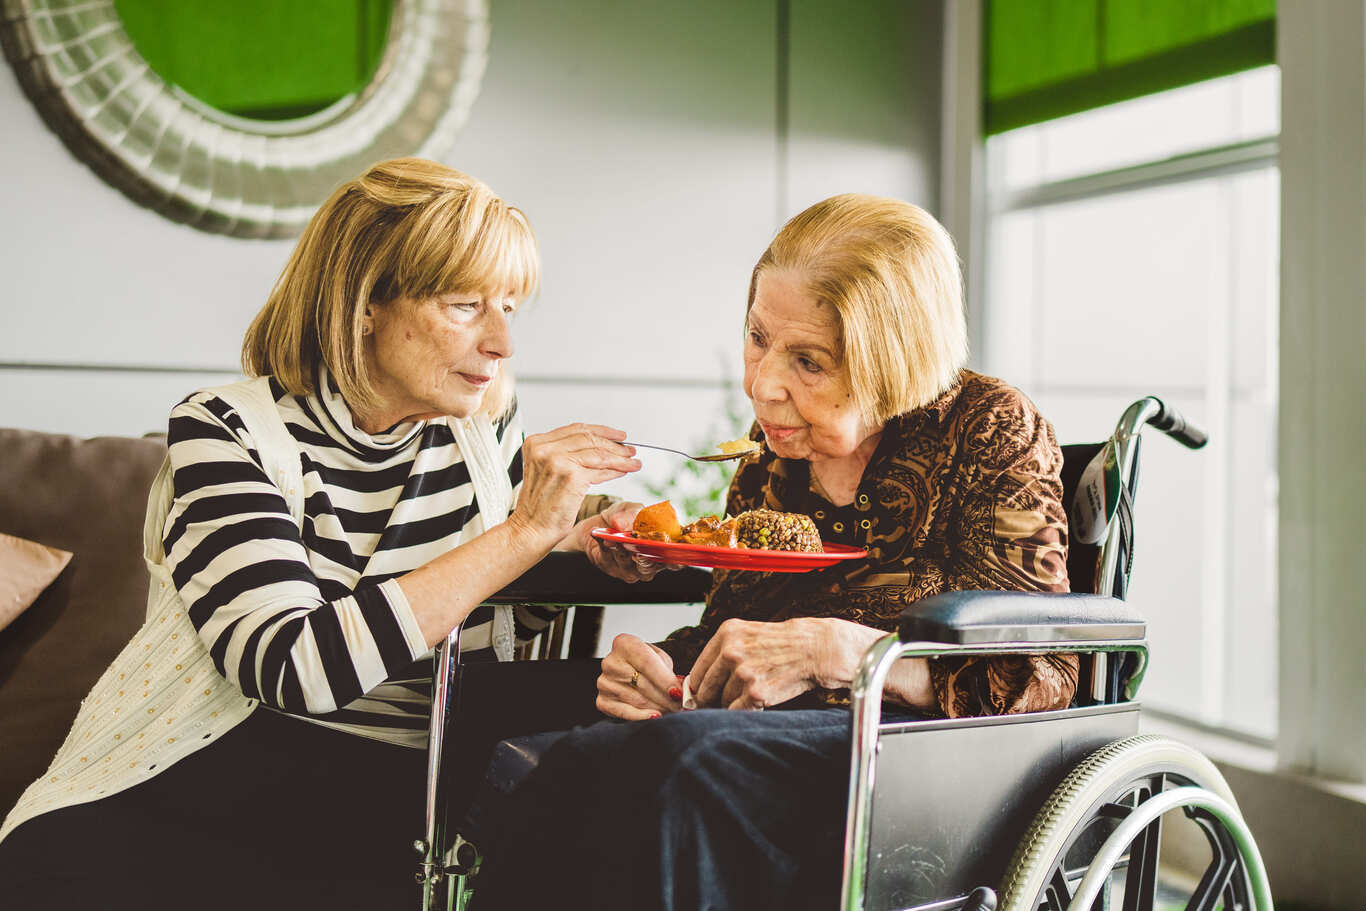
<box><xmin>625</xmin><ymin>440</ymin><xmax>762</xmax><ymax>463</ymax></box>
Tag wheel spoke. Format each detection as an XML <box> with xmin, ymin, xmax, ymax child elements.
<box><xmin>1121</xmin><ymin>776</ymin><xmax>1164</xmax><ymax>911</ymax></box>
<box><xmin>1120</xmin><ymin>815</ymin><xmax>1162</xmax><ymax>911</ymax></box>
<box><xmin>1098</xmin><ymin>801</ymin><xmax>1134</xmax><ymax>821</ymax></box>
<box><xmin>1185</xmin><ymin>808</ymin><xmax>1239</xmax><ymax>911</ymax></box>
<box><xmin>1047</xmin><ymin>867</ymin><xmax>1075</xmax><ymax>911</ymax></box>
<box><xmin>1222</xmin><ymin>874</ymin><xmax>1250</xmax><ymax>911</ymax></box>
<box><xmin>1186</xmin><ymin>858</ymin><xmax>1234</xmax><ymax>911</ymax></box>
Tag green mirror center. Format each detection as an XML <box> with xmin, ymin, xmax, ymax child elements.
<box><xmin>115</xmin><ymin>0</ymin><xmax>394</xmax><ymax>121</ymax></box>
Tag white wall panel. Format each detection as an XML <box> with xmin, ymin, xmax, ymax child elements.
<box><xmin>0</xmin><ymin>0</ymin><xmax>946</xmax><ymax>515</ymax></box>
<box><xmin>0</xmin><ymin>368</ymin><xmax>240</xmax><ymax>437</ymax></box>
<box><xmin>0</xmin><ymin>65</ymin><xmax>292</xmax><ymax>370</ymax></box>
<box><xmin>0</xmin><ymin>0</ymin><xmax>800</xmax><ymax>434</ymax></box>
<box><xmin>443</xmin><ymin>0</ymin><xmax>778</xmax><ymax>384</ymax></box>
<box><xmin>786</xmin><ymin>0</ymin><xmax>943</xmax><ymax>217</ymax></box>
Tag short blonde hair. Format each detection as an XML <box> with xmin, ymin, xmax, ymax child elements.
<box><xmin>748</xmin><ymin>194</ymin><xmax>967</xmax><ymax>424</ymax></box>
<box><xmin>242</xmin><ymin>157</ymin><xmax>539</xmax><ymax>419</ymax></box>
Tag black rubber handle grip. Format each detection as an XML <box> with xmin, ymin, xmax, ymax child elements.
<box><xmin>1149</xmin><ymin>399</ymin><xmax>1208</xmax><ymax>449</ymax></box>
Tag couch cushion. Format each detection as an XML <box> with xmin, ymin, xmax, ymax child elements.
<box><xmin>0</xmin><ymin>428</ymin><xmax>167</xmax><ymax>816</ymax></box>
<box><xmin>0</xmin><ymin>533</ymin><xmax>72</xmax><ymax>632</ymax></box>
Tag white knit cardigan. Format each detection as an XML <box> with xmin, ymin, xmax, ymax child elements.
<box><xmin>0</xmin><ymin>377</ymin><xmax>515</xmax><ymax>842</ymax></box>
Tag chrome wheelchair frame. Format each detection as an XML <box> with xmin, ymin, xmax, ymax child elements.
<box><xmin>416</xmin><ymin>397</ymin><xmax>1273</xmax><ymax>911</ymax></box>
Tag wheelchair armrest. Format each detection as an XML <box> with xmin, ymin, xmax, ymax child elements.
<box><xmin>484</xmin><ymin>552</ymin><xmax>712</xmax><ymax>605</ymax></box>
<box><xmin>898</xmin><ymin>590</ymin><xmax>1145</xmax><ymax>646</ymax></box>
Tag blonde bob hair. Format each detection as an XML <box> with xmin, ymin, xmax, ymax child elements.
<box><xmin>242</xmin><ymin>157</ymin><xmax>539</xmax><ymax>420</ymax></box>
<box><xmin>748</xmin><ymin>193</ymin><xmax>967</xmax><ymax>424</ymax></box>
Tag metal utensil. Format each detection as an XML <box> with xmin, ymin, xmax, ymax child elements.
<box><xmin>624</xmin><ymin>441</ymin><xmax>760</xmax><ymax>463</ymax></box>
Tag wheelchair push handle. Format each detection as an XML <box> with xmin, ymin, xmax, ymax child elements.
<box><xmin>1147</xmin><ymin>398</ymin><xmax>1208</xmax><ymax>449</ymax></box>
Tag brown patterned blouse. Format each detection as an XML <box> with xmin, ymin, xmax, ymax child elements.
<box><xmin>660</xmin><ymin>370</ymin><xmax>1076</xmax><ymax>718</ymax></box>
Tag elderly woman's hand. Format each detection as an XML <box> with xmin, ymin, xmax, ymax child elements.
<box><xmin>558</xmin><ymin>501</ymin><xmax>673</xmax><ymax>583</ymax></box>
<box><xmin>596</xmin><ymin>633</ymin><xmax>683</xmax><ymax>720</ymax></box>
<box><xmin>508</xmin><ymin>424</ymin><xmax>641</xmax><ymax>548</ymax></box>
<box><xmin>688</xmin><ymin>616</ymin><xmax>892</xmax><ymax>710</ymax></box>
<box><xmin>684</xmin><ymin>618</ymin><xmax>827</xmax><ymax>710</ymax></box>
<box><xmin>689</xmin><ymin>617</ymin><xmax>934</xmax><ymax>711</ymax></box>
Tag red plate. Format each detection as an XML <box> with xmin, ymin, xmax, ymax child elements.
<box><xmin>591</xmin><ymin>528</ymin><xmax>867</xmax><ymax>573</ymax></box>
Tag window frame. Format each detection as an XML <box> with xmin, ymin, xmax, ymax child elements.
<box><xmin>1273</xmin><ymin>0</ymin><xmax>1366</xmax><ymax>785</ymax></box>
<box><xmin>985</xmin><ymin>100</ymin><xmax>1280</xmax><ymax>741</ymax></box>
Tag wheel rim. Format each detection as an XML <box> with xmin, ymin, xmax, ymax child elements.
<box><xmin>1001</xmin><ymin>736</ymin><xmax>1270</xmax><ymax>911</ymax></box>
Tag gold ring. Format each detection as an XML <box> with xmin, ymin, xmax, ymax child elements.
<box><xmin>629</xmin><ymin>670</ymin><xmax>640</xmax><ymax>688</ymax></box>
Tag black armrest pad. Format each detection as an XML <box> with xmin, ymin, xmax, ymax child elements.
<box><xmin>486</xmin><ymin>552</ymin><xmax>711</xmax><ymax>605</ymax></box>
<box><xmin>898</xmin><ymin>591</ymin><xmax>1145</xmax><ymax>645</ymax></box>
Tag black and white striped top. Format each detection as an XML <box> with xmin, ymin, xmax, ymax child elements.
<box><xmin>162</xmin><ymin>368</ymin><xmax>553</xmax><ymax>748</ymax></box>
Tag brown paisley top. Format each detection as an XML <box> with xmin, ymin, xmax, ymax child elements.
<box><xmin>659</xmin><ymin>370</ymin><xmax>1076</xmax><ymax>718</ymax></box>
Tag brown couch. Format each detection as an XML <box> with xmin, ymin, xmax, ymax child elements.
<box><xmin>0</xmin><ymin>428</ymin><xmax>167</xmax><ymax>817</ymax></box>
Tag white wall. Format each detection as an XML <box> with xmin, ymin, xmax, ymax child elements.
<box><xmin>1</xmin><ymin>0</ymin><xmax>944</xmax><ymax>644</ymax></box>
<box><xmin>0</xmin><ymin>0</ymin><xmax>942</xmax><ymax>497</ymax></box>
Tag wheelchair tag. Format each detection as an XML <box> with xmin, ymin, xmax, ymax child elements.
<box><xmin>1072</xmin><ymin>442</ymin><xmax>1121</xmax><ymax>544</ymax></box>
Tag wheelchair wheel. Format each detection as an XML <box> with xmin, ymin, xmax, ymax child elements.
<box><xmin>999</xmin><ymin>735</ymin><xmax>1271</xmax><ymax>911</ymax></box>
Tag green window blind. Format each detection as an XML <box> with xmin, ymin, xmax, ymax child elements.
<box><xmin>114</xmin><ymin>0</ymin><xmax>393</xmax><ymax>121</ymax></box>
<box><xmin>985</xmin><ymin>0</ymin><xmax>1276</xmax><ymax>135</ymax></box>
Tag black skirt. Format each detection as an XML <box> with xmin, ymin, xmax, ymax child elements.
<box><xmin>0</xmin><ymin>708</ymin><xmax>427</xmax><ymax>911</ymax></box>
<box><xmin>0</xmin><ymin>658</ymin><xmax>606</xmax><ymax>910</ymax></box>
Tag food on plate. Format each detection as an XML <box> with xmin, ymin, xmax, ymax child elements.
<box><xmin>629</xmin><ymin>501</ymin><xmax>821</xmax><ymax>552</ymax></box>
<box><xmin>631</xmin><ymin>501</ymin><xmax>684</xmax><ymax>542</ymax></box>
<box><xmin>679</xmin><ymin>514</ymin><xmax>737</xmax><ymax>547</ymax></box>
<box><xmin>734</xmin><ymin>509</ymin><xmax>822</xmax><ymax>552</ymax></box>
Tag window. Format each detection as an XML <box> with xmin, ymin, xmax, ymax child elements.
<box><xmin>981</xmin><ymin>67</ymin><xmax>1280</xmax><ymax>740</ymax></box>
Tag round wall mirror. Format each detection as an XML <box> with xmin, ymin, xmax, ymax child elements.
<box><xmin>1</xmin><ymin>0</ymin><xmax>489</xmax><ymax>238</ymax></box>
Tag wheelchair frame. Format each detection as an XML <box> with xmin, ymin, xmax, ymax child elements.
<box><xmin>841</xmin><ymin>607</ymin><xmax>1271</xmax><ymax>911</ymax></box>
<box><xmin>416</xmin><ymin>397</ymin><xmax>1273</xmax><ymax>911</ymax></box>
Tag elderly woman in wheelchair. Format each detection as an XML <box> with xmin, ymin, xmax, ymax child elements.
<box><xmin>452</xmin><ymin>195</ymin><xmax>1273</xmax><ymax>911</ymax></box>
<box><xmin>599</xmin><ymin>193</ymin><xmax>1073</xmax><ymax>725</ymax></box>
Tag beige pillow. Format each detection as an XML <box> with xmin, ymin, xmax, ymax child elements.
<box><xmin>0</xmin><ymin>533</ymin><xmax>73</xmax><ymax>632</ymax></box>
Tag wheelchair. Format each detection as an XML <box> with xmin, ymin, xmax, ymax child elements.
<box><xmin>415</xmin><ymin>396</ymin><xmax>1273</xmax><ymax>911</ymax></box>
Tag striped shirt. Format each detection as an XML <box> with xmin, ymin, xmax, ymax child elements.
<box><xmin>162</xmin><ymin>368</ymin><xmax>552</xmax><ymax>748</ymax></box>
